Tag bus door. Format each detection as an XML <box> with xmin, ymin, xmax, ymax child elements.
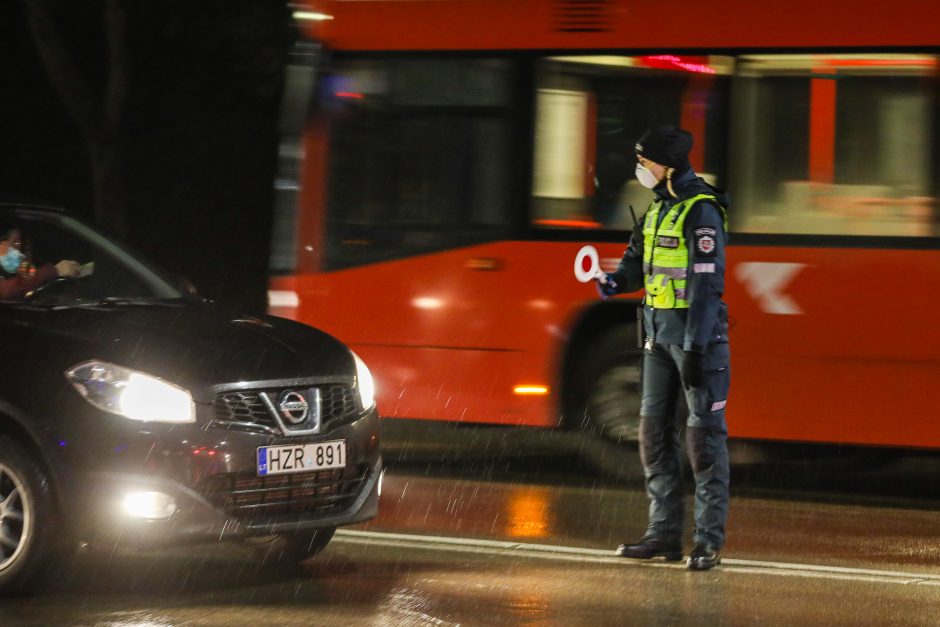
<box><xmin>298</xmin><ymin>57</ymin><xmax>537</xmax><ymax>424</ymax></box>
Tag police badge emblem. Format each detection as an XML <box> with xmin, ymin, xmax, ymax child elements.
<box><xmin>697</xmin><ymin>235</ymin><xmax>715</xmax><ymax>254</ymax></box>
<box><xmin>694</xmin><ymin>227</ymin><xmax>717</xmax><ymax>256</ymax></box>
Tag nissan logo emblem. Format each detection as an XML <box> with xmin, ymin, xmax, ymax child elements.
<box><xmin>279</xmin><ymin>391</ymin><xmax>309</xmax><ymax>425</ymax></box>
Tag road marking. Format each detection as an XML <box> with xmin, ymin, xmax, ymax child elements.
<box><xmin>335</xmin><ymin>529</ymin><xmax>940</xmax><ymax>587</ymax></box>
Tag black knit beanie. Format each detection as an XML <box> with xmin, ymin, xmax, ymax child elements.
<box><xmin>635</xmin><ymin>125</ymin><xmax>693</xmax><ymax>170</ymax></box>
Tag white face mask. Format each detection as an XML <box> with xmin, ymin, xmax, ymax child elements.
<box><xmin>635</xmin><ymin>163</ymin><xmax>659</xmax><ymax>189</ymax></box>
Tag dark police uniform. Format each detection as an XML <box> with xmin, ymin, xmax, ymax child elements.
<box><xmin>601</xmin><ymin>163</ymin><xmax>731</xmax><ymax>569</ymax></box>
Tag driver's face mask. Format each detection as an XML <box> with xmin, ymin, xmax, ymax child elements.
<box><xmin>0</xmin><ymin>246</ymin><xmax>24</xmax><ymax>274</ymax></box>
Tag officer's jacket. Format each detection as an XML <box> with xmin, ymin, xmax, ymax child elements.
<box><xmin>611</xmin><ymin>168</ymin><xmax>730</xmax><ymax>353</ymax></box>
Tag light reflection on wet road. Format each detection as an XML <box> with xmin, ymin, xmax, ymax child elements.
<box><xmin>360</xmin><ymin>469</ymin><xmax>940</xmax><ymax>573</ymax></box>
<box><xmin>2</xmin><ymin>432</ymin><xmax>940</xmax><ymax>625</ymax></box>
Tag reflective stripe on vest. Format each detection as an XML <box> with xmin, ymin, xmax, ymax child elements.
<box><xmin>642</xmin><ymin>193</ymin><xmax>727</xmax><ymax>309</ymax></box>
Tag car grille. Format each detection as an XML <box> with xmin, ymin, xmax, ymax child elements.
<box><xmin>200</xmin><ymin>464</ymin><xmax>370</xmax><ymax>521</ymax></box>
<box><xmin>212</xmin><ymin>385</ymin><xmax>358</xmax><ymax>433</ymax></box>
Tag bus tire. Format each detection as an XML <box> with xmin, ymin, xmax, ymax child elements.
<box><xmin>569</xmin><ymin>325</ymin><xmax>643</xmax><ymax>443</ymax></box>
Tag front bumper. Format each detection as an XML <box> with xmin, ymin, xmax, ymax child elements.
<box><xmin>62</xmin><ymin>407</ymin><xmax>382</xmax><ymax>548</ymax></box>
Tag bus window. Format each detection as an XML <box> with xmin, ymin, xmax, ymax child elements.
<box><xmin>323</xmin><ymin>58</ymin><xmax>517</xmax><ymax>270</ymax></box>
<box><xmin>270</xmin><ymin>41</ymin><xmax>322</xmax><ymax>276</ymax></box>
<box><xmin>531</xmin><ymin>56</ymin><xmax>732</xmax><ymax>231</ymax></box>
<box><xmin>731</xmin><ymin>54</ymin><xmax>938</xmax><ymax>238</ymax></box>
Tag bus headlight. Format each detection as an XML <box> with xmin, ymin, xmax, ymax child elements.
<box><xmin>352</xmin><ymin>352</ymin><xmax>376</xmax><ymax>411</ymax></box>
<box><xmin>66</xmin><ymin>360</ymin><xmax>195</xmax><ymax>424</ymax></box>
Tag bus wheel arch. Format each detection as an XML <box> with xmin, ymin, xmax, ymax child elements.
<box><xmin>561</xmin><ymin>301</ymin><xmax>644</xmax><ymax>442</ymax></box>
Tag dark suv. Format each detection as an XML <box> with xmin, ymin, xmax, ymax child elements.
<box><xmin>0</xmin><ymin>203</ymin><xmax>382</xmax><ymax>594</ymax></box>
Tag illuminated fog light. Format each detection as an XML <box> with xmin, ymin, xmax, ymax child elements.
<box><xmin>378</xmin><ymin>469</ymin><xmax>386</xmax><ymax>498</ymax></box>
<box><xmin>122</xmin><ymin>492</ymin><xmax>177</xmax><ymax>521</ymax></box>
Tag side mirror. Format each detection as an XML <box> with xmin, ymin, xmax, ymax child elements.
<box><xmin>172</xmin><ymin>274</ymin><xmax>211</xmax><ymax>303</ymax></box>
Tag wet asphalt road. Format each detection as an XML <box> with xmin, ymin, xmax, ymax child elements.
<box><xmin>3</xmin><ymin>426</ymin><xmax>940</xmax><ymax>626</ymax></box>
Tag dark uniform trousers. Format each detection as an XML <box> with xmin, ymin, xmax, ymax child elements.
<box><xmin>639</xmin><ymin>341</ymin><xmax>730</xmax><ymax>549</ymax></box>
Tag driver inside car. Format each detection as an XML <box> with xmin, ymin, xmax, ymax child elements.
<box><xmin>0</xmin><ymin>221</ymin><xmax>81</xmax><ymax>300</ymax></box>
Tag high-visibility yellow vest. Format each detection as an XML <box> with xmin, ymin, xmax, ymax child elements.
<box><xmin>642</xmin><ymin>193</ymin><xmax>727</xmax><ymax>309</ymax></box>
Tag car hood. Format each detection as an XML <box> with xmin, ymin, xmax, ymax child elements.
<box><xmin>14</xmin><ymin>303</ymin><xmax>356</xmax><ymax>403</ymax></box>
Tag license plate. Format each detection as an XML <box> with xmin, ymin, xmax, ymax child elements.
<box><xmin>257</xmin><ymin>440</ymin><xmax>346</xmax><ymax>476</ymax></box>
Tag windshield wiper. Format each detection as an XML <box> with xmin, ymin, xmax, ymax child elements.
<box><xmin>0</xmin><ymin>300</ymin><xmax>52</xmax><ymax>311</ymax></box>
<box><xmin>51</xmin><ymin>297</ymin><xmax>189</xmax><ymax>310</ymax></box>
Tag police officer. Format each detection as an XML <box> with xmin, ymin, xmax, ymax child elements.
<box><xmin>595</xmin><ymin>125</ymin><xmax>731</xmax><ymax>571</ymax></box>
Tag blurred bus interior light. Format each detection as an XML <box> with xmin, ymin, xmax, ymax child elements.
<box><xmin>640</xmin><ymin>55</ymin><xmax>717</xmax><ymax>74</ymax></box>
<box><xmin>293</xmin><ymin>11</ymin><xmax>334</xmax><ymax>21</ymax></box>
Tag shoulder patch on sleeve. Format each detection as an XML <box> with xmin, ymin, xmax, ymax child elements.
<box><xmin>694</xmin><ymin>227</ymin><xmax>718</xmax><ymax>257</ymax></box>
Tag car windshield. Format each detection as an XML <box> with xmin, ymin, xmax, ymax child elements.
<box><xmin>0</xmin><ymin>209</ymin><xmax>185</xmax><ymax>307</ymax></box>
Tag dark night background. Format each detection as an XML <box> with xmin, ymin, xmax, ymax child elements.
<box><xmin>0</xmin><ymin>0</ymin><xmax>295</xmax><ymax>313</ymax></box>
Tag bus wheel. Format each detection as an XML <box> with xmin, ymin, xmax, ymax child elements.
<box><xmin>570</xmin><ymin>326</ymin><xmax>643</xmax><ymax>443</ymax></box>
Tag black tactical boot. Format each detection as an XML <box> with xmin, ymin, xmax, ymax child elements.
<box><xmin>686</xmin><ymin>543</ymin><xmax>721</xmax><ymax>571</ymax></box>
<box><xmin>615</xmin><ymin>537</ymin><xmax>683</xmax><ymax>561</ymax></box>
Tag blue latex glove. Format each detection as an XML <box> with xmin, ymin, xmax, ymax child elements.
<box><xmin>595</xmin><ymin>273</ymin><xmax>619</xmax><ymax>299</ymax></box>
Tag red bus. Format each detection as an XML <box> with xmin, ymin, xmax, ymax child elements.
<box><xmin>268</xmin><ymin>0</ymin><xmax>940</xmax><ymax>450</ymax></box>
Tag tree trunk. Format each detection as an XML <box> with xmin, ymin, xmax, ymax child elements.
<box><xmin>24</xmin><ymin>0</ymin><xmax>128</xmax><ymax>233</ymax></box>
<box><xmin>89</xmin><ymin>140</ymin><xmax>128</xmax><ymax>238</ymax></box>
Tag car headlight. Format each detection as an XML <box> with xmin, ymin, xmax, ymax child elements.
<box><xmin>352</xmin><ymin>352</ymin><xmax>376</xmax><ymax>411</ymax></box>
<box><xmin>66</xmin><ymin>360</ymin><xmax>195</xmax><ymax>424</ymax></box>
